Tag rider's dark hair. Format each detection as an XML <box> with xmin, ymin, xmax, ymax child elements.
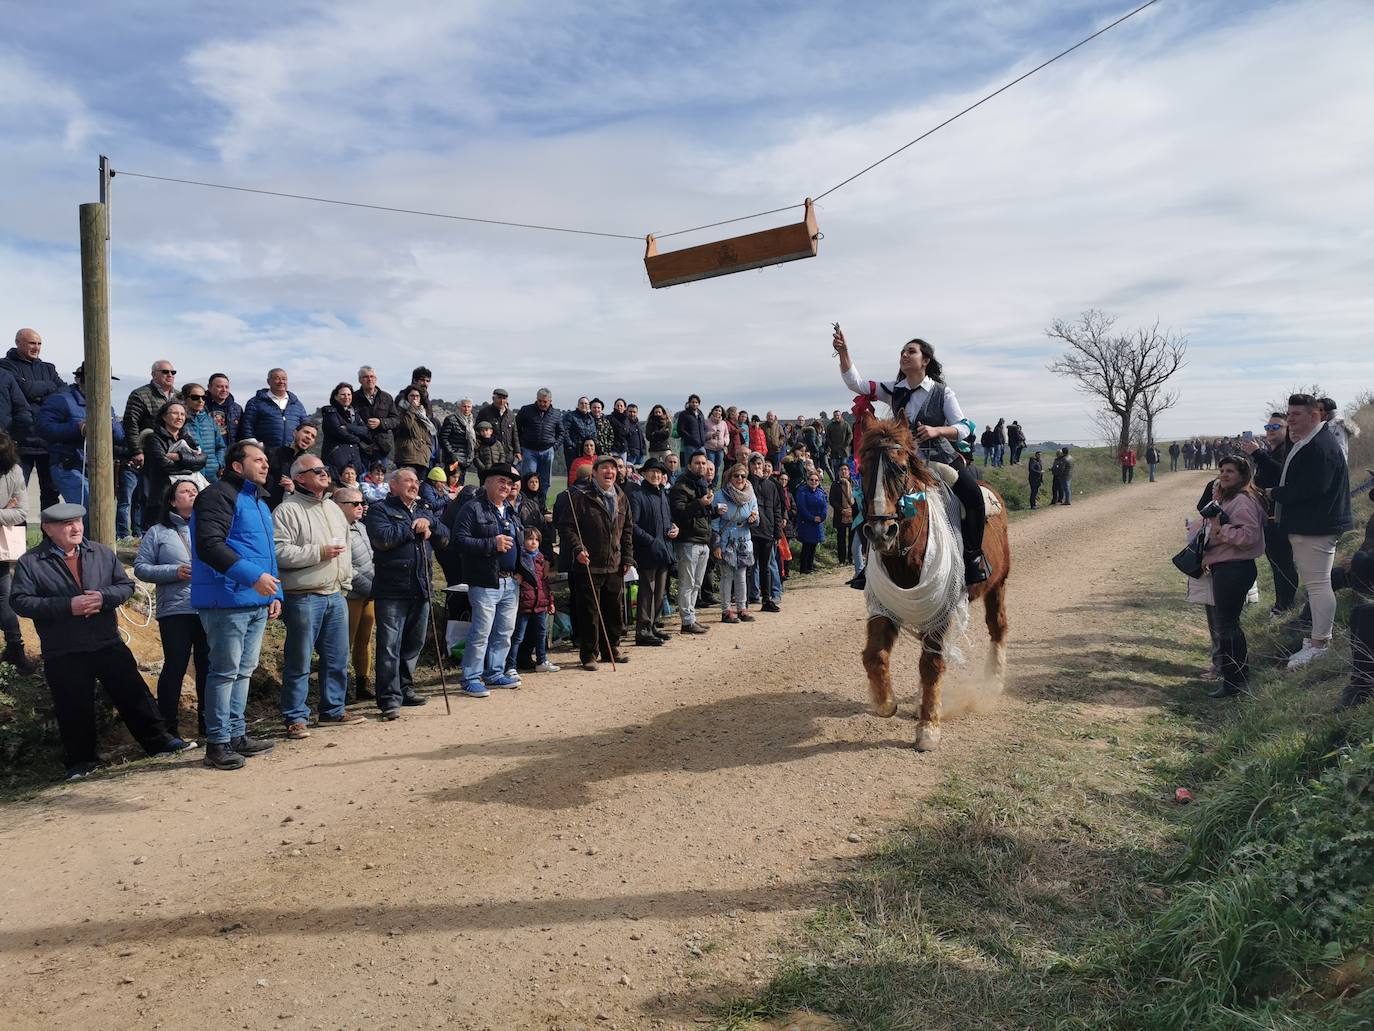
<box><xmin>898</xmin><ymin>338</ymin><xmax>944</xmax><ymax>384</ymax></box>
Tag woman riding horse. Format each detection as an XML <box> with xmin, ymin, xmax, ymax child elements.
<box><xmin>832</xmin><ymin>328</ymin><xmax>990</xmax><ymax>584</ymax></box>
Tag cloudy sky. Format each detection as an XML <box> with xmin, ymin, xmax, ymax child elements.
<box><xmin>3</xmin><ymin>0</ymin><xmax>1370</xmax><ymax>441</ymax></box>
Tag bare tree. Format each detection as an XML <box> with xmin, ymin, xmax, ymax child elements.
<box><xmin>1140</xmin><ymin>383</ymin><xmax>1179</xmax><ymax>448</ymax></box>
<box><xmin>1047</xmin><ymin>309</ymin><xmax>1188</xmax><ymax>453</ymax></box>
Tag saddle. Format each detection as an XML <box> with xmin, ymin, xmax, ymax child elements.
<box><xmin>928</xmin><ymin>463</ymin><xmax>1004</xmax><ymax>519</ymax></box>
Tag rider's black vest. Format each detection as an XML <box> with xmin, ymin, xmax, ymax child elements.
<box><xmin>888</xmin><ymin>379</ymin><xmax>959</xmax><ymax>465</ymax></box>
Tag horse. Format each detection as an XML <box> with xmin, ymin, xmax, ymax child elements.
<box><xmin>857</xmin><ymin>415</ymin><xmax>1011</xmax><ymax>751</ymax></box>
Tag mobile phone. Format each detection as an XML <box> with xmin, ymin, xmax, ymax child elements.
<box><xmin>1242</xmin><ymin>430</ymin><xmax>1254</xmax><ymax>441</ymax></box>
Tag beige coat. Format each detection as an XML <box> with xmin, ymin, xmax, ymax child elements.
<box><xmin>273</xmin><ymin>489</ymin><xmax>352</xmax><ymax>595</ymax></box>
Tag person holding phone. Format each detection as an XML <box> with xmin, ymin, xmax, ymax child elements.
<box><xmin>832</xmin><ymin>326</ymin><xmax>990</xmax><ymax>583</ymax></box>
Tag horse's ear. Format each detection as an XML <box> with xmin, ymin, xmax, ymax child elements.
<box><xmin>858</xmin><ymin>411</ymin><xmax>880</xmax><ymax>435</ymax></box>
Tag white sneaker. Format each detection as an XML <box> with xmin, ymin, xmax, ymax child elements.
<box><xmin>534</xmin><ymin>661</ymin><xmax>560</xmax><ymax>673</ymax></box>
<box><xmin>502</xmin><ymin>669</ymin><xmax>522</xmax><ymax>684</ymax></box>
<box><xmin>1287</xmin><ymin>640</ymin><xmax>1328</xmax><ymax>670</ymax></box>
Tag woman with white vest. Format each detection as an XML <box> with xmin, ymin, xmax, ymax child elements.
<box><xmin>832</xmin><ymin>327</ymin><xmax>989</xmax><ymax>584</ymax></box>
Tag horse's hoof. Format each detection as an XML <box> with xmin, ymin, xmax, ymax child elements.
<box><xmin>914</xmin><ymin>724</ymin><xmax>942</xmax><ymax>752</ymax></box>
<box><xmin>871</xmin><ymin>698</ymin><xmax>898</xmax><ymax>719</ymax></box>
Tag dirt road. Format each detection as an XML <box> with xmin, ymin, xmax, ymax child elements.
<box><xmin>0</xmin><ymin>470</ymin><xmax>1209</xmax><ymax>1030</ymax></box>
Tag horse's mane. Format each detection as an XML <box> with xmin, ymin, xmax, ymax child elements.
<box><xmin>858</xmin><ymin>416</ymin><xmax>939</xmax><ymax>489</ymax></box>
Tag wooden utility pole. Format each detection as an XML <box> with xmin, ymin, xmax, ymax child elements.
<box><xmin>79</xmin><ymin>201</ymin><xmax>115</xmax><ymax>545</ymax></box>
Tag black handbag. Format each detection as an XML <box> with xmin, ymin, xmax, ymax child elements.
<box><xmin>1172</xmin><ymin>533</ymin><xmax>1206</xmax><ymax>579</ymax></box>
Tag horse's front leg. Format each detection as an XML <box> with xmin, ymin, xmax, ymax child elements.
<box><xmin>915</xmin><ymin>634</ymin><xmax>947</xmax><ymax>751</ymax></box>
<box><xmin>862</xmin><ymin>616</ymin><xmax>899</xmax><ymax>718</ymax></box>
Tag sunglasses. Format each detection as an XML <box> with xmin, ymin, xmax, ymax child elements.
<box><xmin>1263</xmin><ymin>423</ymin><xmax>1282</xmax><ymax>431</ymax></box>
<box><xmin>157</xmin><ymin>369</ymin><xmax>177</xmax><ymax>375</ymax></box>
<box><xmin>338</xmin><ymin>500</ymin><xmax>366</xmax><ymax>507</ymax></box>
<box><xmin>300</xmin><ymin>467</ymin><xmax>329</xmax><ymax>476</ymax></box>
<box><xmin>185</xmin><ymin>394</ymin><xmax>206</xmax><ymax>401</ymax></box>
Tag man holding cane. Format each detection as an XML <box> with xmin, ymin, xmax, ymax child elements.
<box><xmin>561</xmin><ymin>455</ymin><xmax>635</xmax><ymax>670</ymax></box>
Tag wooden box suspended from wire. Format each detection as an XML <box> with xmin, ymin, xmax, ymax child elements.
<box><xmin>643</xmin><ymin>199</ymin><xmax>819</xmax><ymax>289</ymax></box>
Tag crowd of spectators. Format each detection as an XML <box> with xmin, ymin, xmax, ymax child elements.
<box><xmin>0</xmin><ymin>327</ymin><xmax>877</xmax><ymax>779</ymax></box>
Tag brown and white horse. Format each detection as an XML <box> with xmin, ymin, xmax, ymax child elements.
<box><xmin>857</xmin><ymin>415</ymin><xmax>1010</xmax><ymax>750</ymax></box>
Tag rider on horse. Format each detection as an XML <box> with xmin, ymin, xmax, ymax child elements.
<box><xmin>832</xmin><ymin>327</ymin><xmax>991</xmax><ymax>585</ymax></box>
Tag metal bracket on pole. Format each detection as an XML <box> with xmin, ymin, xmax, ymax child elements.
<box><xmin>98</xmin><ymin>155</ymin><xmax>113</xmax><ymax>240</ymax></box>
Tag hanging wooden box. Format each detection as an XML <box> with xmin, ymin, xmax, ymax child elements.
<box><xmin>644</xmin><ymin>199</ymin><xmax>818</xmax><ymax>288</ymax></box>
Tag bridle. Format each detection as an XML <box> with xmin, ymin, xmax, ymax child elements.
<box><xmin>867</xmin><ymin>444</ymin><xmax>928</xmax><ymax>530</ymax></box>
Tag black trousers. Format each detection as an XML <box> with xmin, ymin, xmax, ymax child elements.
<box><xmin>1342</xmin><ymin>603</ymin><xmax>1374</xmax><ymax>708</ymax></box>
<box><xmin>1263</xmin><ymin>522</ymin><xmax>1299</xmax><ymax>611</ymax></box>
<box><xmin>1122</xmin><ymin>465</ymin><xmax>1134</xmax><ymax>483</ymax></box>
<box><xmin>20</xmin><ymin>452</ymin><xmax>60</xmax><ymax>511</ymax></box>
<box><xmin>156</xmin><ymin>613</ymin><xmax>208</xmax><ymax>737</ymax></box>
<box><xmin>834</xmin><ymin>523</ymin><xmax>852</xmax><ymax>563</ymax></box>
<box><xmin>0</xmin><ymin>561</ymin><xmax>23</xmax><ymax>646</ymax></box>
<box><xmin>751</xmin><ymin>536</ymin><xmax>775</xmax><ymax>602</ymax></box>
<box><xmin>45</xmin><ymin>643</ymin><xmax>172</xmax><ymax>768</ymax></box>
<box><xmin>1029</xmin><ymin>478</ymin><xmax>1042</xmax><ymax>508</ymax></box>
<box><xmin>636</xmin><ymin>566</ymin><xmax>669</xmax><ymax>633</ymax></box>
<box><xmin>946</xmin><ymin>461</ymin><xmax>986</xmax><ymax>552</ymax></box>
<box><xmin>1206</xmin><ymin>559</ymin><xmax>1257</xmax><ymax>692</ymax></box>
<box><xmin>799</xmin><ymin>541</ymin><xmax>818</xmax><ymax>573</ymax></box>
<box><xmin>571</xmin><ymin>567</ymin><xmax>625</xmax><ymax>661</ymax></box>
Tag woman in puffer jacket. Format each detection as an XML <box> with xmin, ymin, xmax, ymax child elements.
<box><xmin>134</xmin><ymin>480</ymin><xmax>208</xmax><ymax>738</ymax></box>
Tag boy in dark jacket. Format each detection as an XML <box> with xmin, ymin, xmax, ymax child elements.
<box><xmin>512</xmin><ymin>527</ymin><xmax>558</xmax><ymax>673</ymax></box>
<box><xmin>473</xmin><ymin>421</ymin><xmax>512</xmax><ymax>478</ymax></box>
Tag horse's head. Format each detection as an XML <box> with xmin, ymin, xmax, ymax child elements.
<box><xmin>858</xmin><ymin>415</ymin><xmax>938</xmax><ymax>557</ymax></box>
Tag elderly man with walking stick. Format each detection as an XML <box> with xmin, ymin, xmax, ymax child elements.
<box><xmin>560</xmin><ymin>454</ymin><xmax>635</xmax><ymax>671</ymax></box>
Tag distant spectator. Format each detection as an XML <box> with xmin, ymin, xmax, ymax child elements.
<box><xmin>266</xmin><ymin>421</ymin><xmax>319</xmax><ymax>510</ymax></box>
<box><xmin>353</xmin><ymin>366</ymin><xmax>397</xmax><ymax>468</ymax></box>
<box><xmin>645</xmin><ymin>404</ymin><xmax>673</xmax><ymax>461</ymax></box>
<box><xmin>360</xmin><ymin>461</ymin><xmax>389</xmax><ymax>504</ymax></box>
<box><xmin>794</xmin><ymin>469</ymin><xmax>828</xmax><ymax>574</ymax></box>
<box><xmin>1007</xmin><ymin>420</ymin><xmax>1026</xmax><ymax>464</ymax></box>
<box><xmin>828</xmin><ymin>458</ymin><xmax>855</xmax><ymax>566</ymax></box>
<box><xmin>237</xmin><ymin>368</ymin><xmax>307</xmax><ymax>449</ymax></box>
<box><xmin>1119</xmin><ymin>446</ymin><xmax>1137</xmax><ymax>484</ymax></box>
<box><xmin>142</xmin><ymin>401</ymin><xmax>207</xmax><ymax>528</ymax></box>
<box><xmin>1</xmin><ymin>328</ymin><xmax>59</xmax><ymax>508</ymax></box>
<box><xmin>675</xmin><ymin>395</ymin><xmax>707</xmax><ymax>468</ymax></box>
<box><xmin>121</xmin><ymin>358</ymin><xmax>179</xmax><ymax>537</ymax></box>
<box><xmin>440</xmin><ymin>398</ymin><xmax>477</xmax><ymax>483</ymax></box>
<box><xmin>629</xmin><ymin>457</ymin><xmax>677</xmax><ymax>645</ymax></box>
<box><xmin>1197</xmin><ymin>456</ymin><xmax>1267</xmax><ymax>698</ymax></box>
<box><xmin>515</xmin><ymin>387</ymin><xmax>563</xmax><ymax>500</ymax></box>
<box><xmin>394</xmin><ymin>386</ymin><xmax>438</xmax><ymax>478</ymax></box>
<box><xmin>476</xmin><ymin>388</ymin><xmax>520</xmax><ymax>464</ymax></box>
<box><xmin>205</xmin><ymin>373</ymin><xmax>242</xmax><ymax>443</ymax></box>
<box><xmin>825</xmin><ymin>409</ymin><xmax>853</xmax><ymax>483</ymax></box>
<box><xmin>562</xmin><ymin>397</ymin><xmax>597</xmax><ymax>474</ymax></box>
<box><xmin>1243</xmin><ymin>414</ymin><xmax>1299</xmax><ymax>615</ymax></box>
<box><xmin>1319</xmin><ymin>397</ymin><xmax>1358</xmax><ymax>459</ymax></box>
<box><xmin>38</xmin><ymin>362</ymin><xmax>125</xmax><ymax>516</ymax></box>
<box><xmin>321</xmin><ymin>382</ymin><xmax>371</xmax><ymax>480</ymax></box>
<box><xmin>623</xmin><ymin>403</ymin><xmax>648</xmax><ymax>466</ymax></box>
<box><xmin>334</xmin><ymin>486</ymin><xmax>376</xmax><ymax>702</ymax></box>
<box><xmin>1145</xmin><ymin>443</ymin><xmax>1161</xmax><ymax>482</ymax></box>
<box><xmin>1027</xmin><ymin>451</ymin><xmax>1044</xmax><ymax>509</ymax></box>
<box><xmin>1168</xmin><ymin>440</ymin><xmax>1181</xmax><ymax>473</ymax></box>
<box><xmin>670</xmin><ymin>451</ymin><xmax>715</xmax><ymax>635</ymax></box>
<box><xmin>0</xmin><ymin>428</ymin><xmax>35</xmax><ymax>673</ymax></box>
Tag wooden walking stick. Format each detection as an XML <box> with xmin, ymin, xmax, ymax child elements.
<box><xmin>424</xmin><ymin>558</ymin><xmax>452</xmax><ymax>714</ymax></box>
<box><xmin>566</xmin><ymin>486</ymin><xmax>617</xmax><ymax>671</ymax></box>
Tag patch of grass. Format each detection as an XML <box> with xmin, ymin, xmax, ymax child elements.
<box><xmin>977</xmin><ymin>445</ymin><xmax>1146</xmax><ymax>514</ymax></box>
<box><xmin>716</xmin><ymin>456</ymin><xmax>1373</xmax><ymax>1030</ymax></box>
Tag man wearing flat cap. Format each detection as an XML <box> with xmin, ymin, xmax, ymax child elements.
<box><xmin>629</xmin><ymin>457</ymin><xmax>677</xmax><ymax>646</ymax></box>
<box><xmin>560</xmin><ymin>454</ymin><xmax>635</xmax><ymax>670</ymax></box>
<box><xmin>11</xmin><ymin>503</ymin><xmax>193</xmax><ymax>779</ymax></box>
<box><xmin>476</xmin><ymin>388</ymin><xmax>519</xmax><ymax>467</ymax></box>
<box><xmin>453</xmin><ymin>462</ymin><xmax>524</xmax><ymax>697</ymax></box>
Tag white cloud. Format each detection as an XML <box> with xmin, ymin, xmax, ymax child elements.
<box><xmin>3</xmin><ymin>0</ymin><xmax>1372</xmax><ymax>442</ymax></box>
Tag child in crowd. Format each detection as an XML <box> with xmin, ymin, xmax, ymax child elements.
<box><xmin>361</xmin><ymin>462</ymin><xmax>389</xmax><ymax>503</ymax></box>
<box><xmin>513</xmin><ymin>527</ymin><xmax>559</xmax><ymax>673</ymax></box>
<box><xmin>336</xmin><ymin>465</ymin><xmax>359</xmax><ymax>488</ymax></box>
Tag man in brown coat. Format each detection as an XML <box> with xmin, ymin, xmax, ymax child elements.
<box><xmin>559</xmin><ymin>454</ymin><xmax>635</xmax><ymax>670</ymax></box>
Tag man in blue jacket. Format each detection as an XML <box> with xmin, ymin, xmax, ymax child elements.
<box><xmin>515</xmin><ymin>388</ymin><xmax>564</xmax><ymax>503</ymax></box>
<box><xmin>561</xmin><ymin>396</ymin><xmax>596</xmax><ymax>480</ymax></box>
<box><xmin>36</xmin><ymin>362</ymin><xmax>125</xmax><ymax>516</ymax></box>
<box><xmin>365</xmin><ymin>467</ymin><xmax>450</xmax><ymax>718</ymax></box>
<box><xmin>11</xmin><ymin>503</ymin><xmax>191</xmax><ymax>779</ymax></box>
<box><xmin>452</xmin><ymin>463</ymin><xmax>524</xmax><ymax>697</ymax></box>
<box><xmin>192</xmin><ymin>440</ymin><xmax>282</xmax><ymax>770</ymax></box>
<box><xmin>2</xmin><ymin>328</ymin><xmax>61</xmax><ymax>508</ymax></box>
<box><xmin>237</xmin><ymin>368</ymin><xmax>307</xmax><ymax>449</ymax></box>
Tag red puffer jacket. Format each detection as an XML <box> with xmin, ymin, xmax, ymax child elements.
<box><xmin>518</xmin><ymin>550</ymin><xmax>553</xmax><ymax>613</ymax></box>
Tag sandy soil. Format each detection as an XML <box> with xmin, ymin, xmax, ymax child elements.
<box><xmin>0</xmin><ymin>470</ymin><xmax>1210</xmax><ymax>1031</ymax></box>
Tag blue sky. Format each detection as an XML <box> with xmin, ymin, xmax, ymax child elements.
<box><xmin>2</xmin><ymin>0</ymin><xmax>1370</xmax><ymax>441</ymax></box>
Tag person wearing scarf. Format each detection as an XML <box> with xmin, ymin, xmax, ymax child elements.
<box><xmin>394</xmin><ymin>387</ymin><xmax>437</xmax><ymax>479</ymax></box>
<box><xmin>712</xmin><ymin>463</ymin><xmax>759</xmax><ymax>624</ymax></box>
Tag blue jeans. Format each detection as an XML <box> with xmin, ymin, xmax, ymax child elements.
<box><xmin>520</xmin><ymin>446</ymin><xmax>555</xmax><ymax>497</ymax></box>
<box><xmin>280</xmin><ymin>592</ymin><xmax>349</xmax><ymax>723</ymax></box>
<box><xmin>199</xmin><ymin>606</ymin><xmax>269</xmax><ymax>744</ymax></box>
<box><xmin>118</xmin><ymin>464</ymin><xmax>141</xmax><ymax>538</ymax></box>
<box><xmin>706</xmin><ymin>449</ymin><xmax>724</xmax><ymax>486</ymax></box>
<box><xmin>1148</xmin><ymin>462</ymin><xmax>1157</xmax><ymax>482</ymax></box>
<box><xmin>374</xmin><ymin>597</ymin><xmax>429</xmax><ymax>710</ymax></box>
<box><xmin>1063</xmin><ymin>479</ymin><xmax>1072</xmax><ymax>504</ymax></box>
<box><xmin>462</xmin><ymin>578</ymin><xmax>519</xmax><ymax>684</ymax></box>
<box><xmin>52</xmin><ymin>464</ymin><xmax>90</xmax><ymax>527</ymax></box>
<box><xmin>512</xmin><ymin>609</ymin><xmax>548</xmax><ymax>664</ymax></box>
<box><xmin>852</xmin><ymin>527</ymin><xmax>865</xmax><ymax>576</ymax></box>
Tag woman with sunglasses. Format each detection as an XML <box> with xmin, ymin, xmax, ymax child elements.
<box><xmin>180</xmin><ymin>383</ymin><xmax>226</xmax><ymax>481</ymax></box>
<box><xmin>832</xmin><ymin>326</ymin><xmax>989</xmax><ymax>584</ymax></box>
<box><xmin>143</xmin><ymin>400</ymin><xmax>207</xmax><ymax>528</ymax></box>
<box><xmin>711</xmin><ymin>463</ymin><xmax>759</xmax><ymax>623</ymax></box>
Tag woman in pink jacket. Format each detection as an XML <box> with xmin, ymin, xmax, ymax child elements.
<box><xmin>1200</xmin><ymin>455</ymin><xmax>1267</xmax><ymax>698</ymax></box>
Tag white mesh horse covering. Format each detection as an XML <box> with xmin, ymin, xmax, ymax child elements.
<box><xmin>864</xmin><ymin>483</ymin><xmax>971</xmax><ymax>664</ymax></box>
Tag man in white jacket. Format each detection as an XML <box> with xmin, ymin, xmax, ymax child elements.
<box><xmin>273</xmin><ymin>455</ymin><xmax>361</xmax><ymax>737</ymax></box>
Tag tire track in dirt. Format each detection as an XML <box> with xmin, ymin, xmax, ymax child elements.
<box><xmin>0</xmin><ymin>471</ymin><xmax>1211</xmax><ymax>1030</ymax></box>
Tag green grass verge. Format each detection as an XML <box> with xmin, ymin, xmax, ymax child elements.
<box><xmin>715</xmin><ymin>473</ymin><xmax>1373</xmax><ymax>1029</ymax></box>
<box><xmin>977</xmin><ymin>445</ymin><xmax>1141</xmax><ymax>514</ymax></box>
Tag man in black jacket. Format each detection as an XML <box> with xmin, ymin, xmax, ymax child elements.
<box><xmin>354</xmin><ymin>366</ymin><xmax>398</xmax><ymax>466</ymax></box>
<box><xmin>1242</xmin><ymin>413</ymin><xmax>1299</xmax><ymax>615</ymax></box>
<box><xmin>365</xmin><ymin>467</ymin><xmax>449</xmax><ymax>718</ymax></box>
<box><xmin>670</xmin><ymin>451</ymin><xmax>715</xmax><ymax>634</ymax></box>
<box><xmin>1262</xmin><ymin>394</ymin><xmax>1352</xmax><ymax>668</ymax></box>
<box><xmin>267</xmin><ymin>422</ymin><xmax>319</xmax><ymax>509</ymax></box>
<box><xmin>515</xmin><ymin>388</ymin><xmax>563</xmax><ymax>503</ymax></box>
<box><xmin>477</xmin><ymin>388</ymin><xmax>520</xmax><ymax>466</ymax></box>
<box><xmin>747</xmin><ymin>453</ymin><xmax>784</xmax><ymax>612</ymax></box>
<box><xmin>11</xmin><ymin>503</ymin><xmax>190</xmax><ymax>779</ymax></box>
<box><xmin>1027</xmin><ymin>452</ymin><xmax>1044</xmax><ymax>509</ymax></box>
<box><xmin>629</xmin><ymin>458</ymin><xmax>677</xmax><ymax>645</ymax></box>
<box><xmin>675</xmin><ymin>395</ymin><xmax>707</xmax><ymax>468</ymax></box>
<box><xmin>2</xmin><ymin>328</ymin><xmax>62</xmax><ymax>509</ymax></box>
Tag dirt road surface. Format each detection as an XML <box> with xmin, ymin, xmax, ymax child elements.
<box><xmin>0</xmin><ymin>470</ymin><xmax>1209</xmax><ymax>1030</ymax></box>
